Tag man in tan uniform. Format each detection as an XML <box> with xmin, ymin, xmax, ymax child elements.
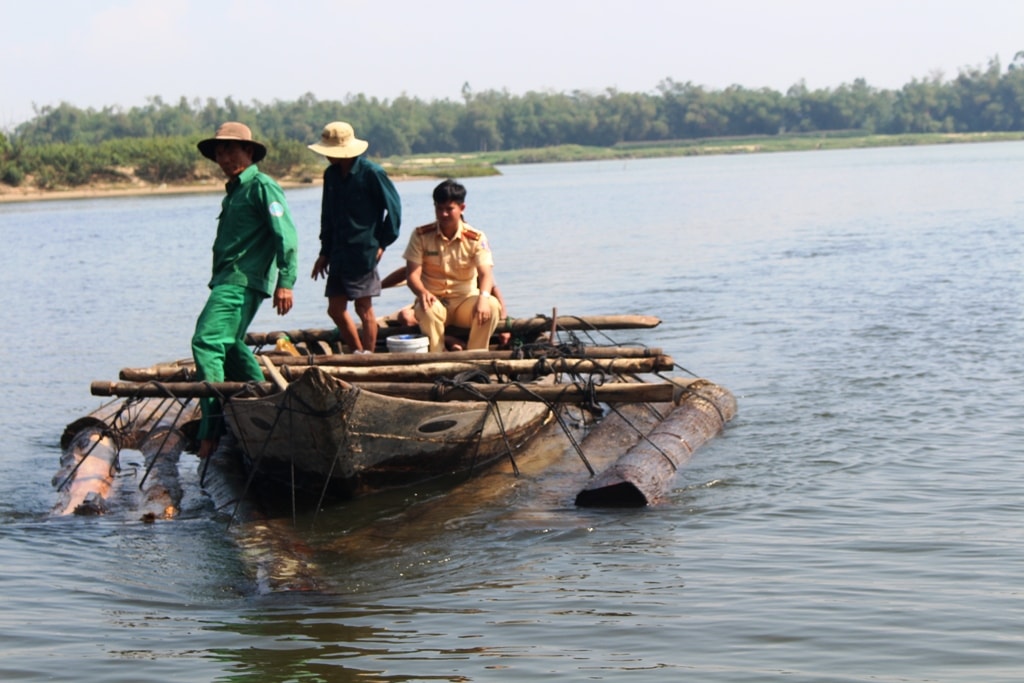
<box><xmin>402</xmin><ymin>179</ymin><xmax>502</xmax><ymax>352</ymax></box>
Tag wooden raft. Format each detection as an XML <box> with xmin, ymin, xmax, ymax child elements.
<box><xmin>575</xmin><ymin>379</ymin><xmax>737</xmax><ymax>507</ymax></box>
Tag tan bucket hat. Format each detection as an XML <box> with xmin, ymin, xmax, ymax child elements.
<box><xmin>308</xmin><ymin>121</ymin><xmax>369</xmax><ymax>158</ymax></box>
<box><xmin>197</xmin><ymin>122</ymin><xmax>267</xmax><ymax>162</ymax></box>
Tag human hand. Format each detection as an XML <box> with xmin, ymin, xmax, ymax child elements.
<box><xmin>474</xmin><ymin>297</ymin><xmax>492</xmax><ymax>326</ymax></box>
<box><xmin>311</xmin><ymin>255</ymin><xmax>329</xmax><ymax>280</ymax></box>
<box><xmin>418</xmin><ymin>291</ymin><xmax>437</xmax><ymax>311</ymax></box>
<box><xmin>273</xmin><ymin>287</ymin><xmax>293</xmax><ymax>315</ymax></box>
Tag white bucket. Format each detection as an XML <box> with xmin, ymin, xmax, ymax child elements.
<box><xmin>386</xmin><ymin>334</ymin><xmax>429</xmax><ymax>354</ymax></box>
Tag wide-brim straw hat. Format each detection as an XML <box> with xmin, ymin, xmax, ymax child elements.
<box><xmin>197</xmin><ymin>122</ymin><xmax>267</xmax><ymax>162</ymax></box>
<box><xmin>308</xmin><ymin>121</ymin><xmax>369</xmax><ymax>158</ymax></box>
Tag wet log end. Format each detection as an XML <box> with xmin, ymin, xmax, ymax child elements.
<box><xmin>574</xmin><ymin>480</ymin><xmax>650</xmax><ymax>507</ymax></box>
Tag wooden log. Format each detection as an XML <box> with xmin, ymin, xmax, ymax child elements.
<box><xmin>52</xmin><ymin>426</ymin><xmax>120</xmax><ymax>516</ymax></box>
<box><xmin>54</xmin><ymin>397</ymin><xmax>200</xmax><ymax>518</ymax></box>
<box><xmin>61</xmin><ymin>399</ymin><xmax>128</xmax><ymax>450</ymax></box>
<box><xmin>275</xmin><ymin>345</ymin><xmax>667</xmax><ymax>365</ymax></box>
<box><xmin>574</xmin><ymin>379</ymin><xmax>737</xmax><ymax>507</ymax></box>
<box><xmin>134</xmin><ymin>426</ymin><xmax>188</xmax><ymax>521</ymax></box>
<box><xmin>117</xmin><ymin>360</ymin><xmax>194</xmax><ymax>383</ymax></box>
<box><xmin>117</xmin><ymin>345</ymin><xmax>668</xmax><ymax>381</ymax></box>
<box><xmin>468</xmin><ymin>314</ymin><xmax>662</xmax><ymax>334</ymax></box>
<box><xmin>94</xmin><ymin>380</ymin><xmax>273</xmax><ymax>398</ymax></box>
<box><xmin>323</xmin><ymin>380</ymin><xmax>696</xmax><ymax>404</ymax></box>
<box><xmin>261</xmin><ymin>354</ymin><xmax>289</xmax><ymax>391</ymax></box>
<box><xmin>119</xmin><ymin>397</ymin><xmax>198</xmax><ymax>448</ymax></box>
<box><xmin>244</xmin><ymin>315</ymin><xmax>661</xmax><ymax>347</ymax></box>
<box><xmin>91</xmin><ymin>378</ymin><xmax>700</xmax><ymax>404</ymax></box>
<box><xmin>131</xmin><ymin>399</ymin><xmax>199</xmax><ymax>520</ymax></box>
<box><xmin>61</xmin><ymin>396</ymin><xmax>180</xmax><ymax>449</ymax></box>
<box><xmin>277</xmin><ymin>356</ymin><xmax>674</xmax><ymax>382</ymax></box>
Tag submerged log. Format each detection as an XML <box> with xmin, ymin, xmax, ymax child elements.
<box><xmin>130</xmin><ymin>399</ymin><xmax>199</xmax><ymax>520</ymax></box>
<box><xmin>134</xmin><ymin>425</ymin><xmax>189</xmax><ymax>521</ymax></box>
<box><xmin>575</xmin><ymin>379</ymin><xmax>737</xmax><ymax>507</ymax></box>
<box><xmin>52</xmin><ymin>427</ymin><xmax>120</xmax><ymax>516</ymax></box>
<box><xmin>55</xmin><ymin>397</ymin><xmax>199</xmax><ymax>518</ymax></box>
<box><xmin>60</xmin><ymin>399</ymin><xmax>127</xmax><ymax>450</ymax></box>
<box><xmin>62</xmin><ymin>396</ymin><xmax>195</xmax><ymax>449</ymax></box>
<box><xmin>92</xmin><ymin>378</ymin><xmax>699</xmax><ymax>404</ymax></box>
<box><xmin>54</xmin><ymin>398</ymin><xmax>171</xmax><ymax>516</ymax></box>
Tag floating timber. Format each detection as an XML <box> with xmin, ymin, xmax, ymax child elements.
<box><xmin>575</xmin><ymin>379</ymin><xmax>738</xmax><ymax>507</ymax></box>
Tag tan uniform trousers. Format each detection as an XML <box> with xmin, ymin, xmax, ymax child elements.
<box><xmin>415</xmin><ymin>293</ymin><xmax>502</xmax><ymax>353</ymax></box>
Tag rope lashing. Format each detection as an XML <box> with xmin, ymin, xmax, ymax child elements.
<box><xmin>429</xmin><ymin>372</ymin><xmax>522</xmax><ymax>475</ymax></box>
<box><xmin>658</xmin><ymin>373</ymin><xmax>727</xmax><ymax>428</ymax></box>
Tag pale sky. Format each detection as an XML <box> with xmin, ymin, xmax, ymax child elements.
<box><xmin>2</xmin><ymin>0</ymin><xmax>1022</xmax><ymax>131</ymax></box>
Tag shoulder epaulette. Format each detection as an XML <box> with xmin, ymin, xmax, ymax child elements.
<box><xmin>415</xmin><ymin>222</ymin><xmax>439</xmax><ymax>235</ymax></box>
<box><xmin>462</xmin><ymin>226</ymin><xmax>482</xmax><ymax>241</ymax></box>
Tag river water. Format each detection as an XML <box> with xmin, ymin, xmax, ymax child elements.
<box><xmin>0</xmin><ymin>142</ymin><xmax>1021</xmax><ymax>682</ymax></box>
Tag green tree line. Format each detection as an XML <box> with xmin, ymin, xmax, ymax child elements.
<box><xmin>3</xmin><ymin>53</ymin><xmax>1024</xmax><ymax>189</ymax></box>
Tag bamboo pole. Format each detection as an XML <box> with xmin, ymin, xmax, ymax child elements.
<box><xmin>244</xmin><ymin>314</ymin><xmax>662</xmax><ymax>347</ymax></box>
<box><xmin>261</xmin><ymin>355</ymin><xmax>289</xmax><ymax>391</ymax></box>
<box><xmin>91</xmin><ymin>377</ymin><xmax>703</xmax><ymax>403</ymax></box>
<box><xmin>277</xmin><ymin>356</ymin><xmax>675</xmax><ymax>382</ymax></box>
<box><xmin>274</xmin><ymin>345</ymin><xmax>667</xmax><ymax>365</ymax></box>
<box><xmin>118</xmin><ymin>348</ymin><xmax>672</xmax><ymax>381</ymax></box>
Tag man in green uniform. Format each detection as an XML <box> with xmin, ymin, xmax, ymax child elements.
<box><xmin>193</xmin><ymin>122</ymin><xmax>298</xmax><ymax>458</ymax></box>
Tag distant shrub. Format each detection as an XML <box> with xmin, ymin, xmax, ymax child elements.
<box><xmin>132</xmin><ymin>138</ymin><xmax>198</xmax><ymax>183</ymax></box>
<box><xmin>1</xmin><ymin>163</ymin><xmax>24</xmax><ymax>186</ymax></box>
<box><xmin>260</xmin><ymin>138</ymin><xmax>319</xmax><ymax>178</ymax></box>
<box><xmin>33</xmin><ymin>165</ymin><xmax>59</xmax><ymax>189</ymax></box>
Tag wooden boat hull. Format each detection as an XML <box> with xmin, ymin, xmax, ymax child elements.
<box><xmin>224</xmin><ymin>367</ymin><xmax>552</xmax><ymax>500</ymax></box>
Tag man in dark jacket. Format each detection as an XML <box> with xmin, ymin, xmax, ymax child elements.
<box><xmin>309</xmin><ymin>121</ymin><xmax>401</xmax><ymax>354</ymax></box>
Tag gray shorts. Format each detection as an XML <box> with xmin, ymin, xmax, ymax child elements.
<box><xmin>325</xmin><ymin>267</ymin><xmax>381</xmax><ymax>300</ymax></box>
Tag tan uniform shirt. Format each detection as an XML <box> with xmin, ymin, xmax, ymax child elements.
<box><xmin>402</xmin><ymin>221</ymin><xmax>494</xmax><ymax>299</ymax></box>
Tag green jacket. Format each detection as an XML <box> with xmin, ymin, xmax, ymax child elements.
<box><xmin>209</xmin><ymin>164</ymin><xmax>298</xmax><ymax>296</ymax></box>
<box><xmin>319</xmin><ymin>156</ymin><xmax>401</xmax><ymax>276</ymax></box>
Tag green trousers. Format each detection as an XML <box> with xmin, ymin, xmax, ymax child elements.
<box><xmin>191</xmin><ymin>284</ymin><xmax>265</xmax><ymax>440</ymax></box>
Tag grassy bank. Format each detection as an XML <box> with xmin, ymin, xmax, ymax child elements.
<box><xmin>390</xmin><ymin>131</ymin><xmax>1024</xmax><ymax>169</ymax></box>
<box><xmin>3</xmin><ymin>131</ymin><xmax>1023</xmax><ymax>203</ymax></box>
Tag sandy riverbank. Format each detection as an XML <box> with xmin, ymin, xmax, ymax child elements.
<box><xmin>0</xmin><ymin>173</ymin><xmax>437</xmax><ymax>204</ymax></box>
<box><xmin>0</xmin><ymin>178</ymin><xmax>323</xmax><ymax>204</ymax></box>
